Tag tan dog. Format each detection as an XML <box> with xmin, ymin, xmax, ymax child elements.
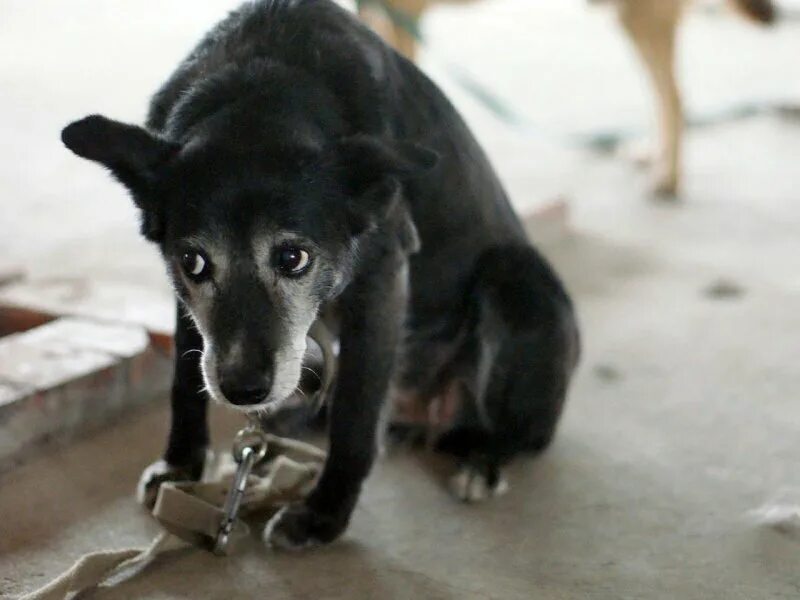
<box><xmin>358</xmin><ymin>0</ymin><xmax>776</xmax><ymax>196</ymax></box>
<box><xmin>358</xmin><ymin>0</ymin><xmax>481</xmax><ymax>60</ymax></box>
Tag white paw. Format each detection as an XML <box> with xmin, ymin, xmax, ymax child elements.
<box><xmin>652</xmin><ymin>168</ymin><xmax>679</xmax><ymax>198</ymax></box>
<box><xmin>137</xmin><ymin>460</ymin><xmax>170</xmax><ymax>507</ymax></box>
<box><xmin>262</xmin><ymin>505</ymin><xmax>325</xmax><ymax>552</ymax></box>
<box><xmin>448</xmin><ymin>466</ymin><xmax>509</xmax><ymax>503</ymax></box>
<box><xmin>263</xmin><ymin>507</ymin><xmax>305</xmax><ymax>551</ymax></box>
<box><xmin>136</xmin><ymin>454</ymin><xmax>208</xmax><ymax>509</ymax></box>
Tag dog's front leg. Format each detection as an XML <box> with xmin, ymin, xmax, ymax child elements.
<box><xmin>137</xmin><ymin>303</ymin><xmax>209</xmax><ymax>508</ymax></box>
<box><xmin>265</xmin><ymin>253</ymin><xmax>408</xmax><ymax>549</ymax></box>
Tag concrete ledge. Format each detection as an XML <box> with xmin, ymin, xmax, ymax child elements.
<box><xmin>0</xmin><ymin>278</ymin><xmax>175</xmax><ymax>338</ymax></box>
<box><xmin>0</xmin><ymin>317</ymin><xmax>171</xmax><ymax>471</ymax></box>
<box><xmin>0</xmin><ymin>305</ymin><xmax>55</xmax><ymax>337</ymax></box>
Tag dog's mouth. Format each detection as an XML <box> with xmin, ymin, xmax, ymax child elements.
<box><xmin>203</xmin><ymin>337</ymin><xmax>328</xmax><ymax>417</ymax></box>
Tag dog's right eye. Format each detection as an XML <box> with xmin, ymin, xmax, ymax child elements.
<box><xmin>180</xmin><ymin>251</ymin><xmax>211</xmax><ymax>282</ymax></box>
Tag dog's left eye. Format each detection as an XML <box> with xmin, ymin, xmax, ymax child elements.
<box><xmin>274</xmin><ymin>246</ymin><xmax>311</xmax><ymax>276</ymax></box>
<box><xmin>180</xmin><ymin>251</ymin><xmax>211</xmax><ymax>282</ymax></box>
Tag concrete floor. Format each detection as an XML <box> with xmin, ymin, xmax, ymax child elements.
<box><xmin>2</xmin><ymin>1</ymin><xmax>800</xmax><ymax>598</ymax></box>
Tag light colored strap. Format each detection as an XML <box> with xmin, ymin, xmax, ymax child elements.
<box><xmin>265</xmin><ymin>433</ymin><xmax>328</xmax><ymax>463</ymax></box>
<box><xmin>152</xmin><ymin>480</ymin><xmax>244</xmax><ymax>553</ymax></box>
<box><xmin>20</xmin><ymin>436</ymin><xmax>325</xmax><ymax>600</ymax></box>
<box><xmin>18</xmin><ymin>534</ymin><xmax>185</xmax><ymax>600</ymax></box>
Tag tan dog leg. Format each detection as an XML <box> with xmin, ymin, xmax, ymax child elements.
<box><xmin>392</xmin><ymin>21</ymin><xmax>418</xmax><ymax>60</ymax></box>
<box><xmin>358</xmin><ymin>4</ymin><xmax>400</xmax><ymax>50</ymax></box>
<box><xmin>617</xmin><ymin>0</ymin><xmax>685</xmax><ymax>197</ymax></box>
<box><xmin>391</xmin><ymin>5</ymin><xmax>424</xmax><ymax>60</ymax></box>
<box><xmin>362</xmin><ymin>0</ymin><xmax>430</xmax><ymax>60</ymax></box>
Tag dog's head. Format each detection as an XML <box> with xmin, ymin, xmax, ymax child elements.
<box><xmin>61</xmin><ymin>114</ymin><xmax>434</xmax><ymax>412</ymax></box>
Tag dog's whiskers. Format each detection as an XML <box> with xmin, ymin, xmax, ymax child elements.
<box><xmin>301</xmin><ymin>365</ymin><xmax>320</xmax><ymax>379</ymax></box>
<box><xmin>254</xmin><ymin>404</ymin><xmax>271</xmax><ymax>420</ymax></box>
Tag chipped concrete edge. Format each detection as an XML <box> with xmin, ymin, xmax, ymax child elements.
<box><xmin>0</xmin><ymin>314</ymin><xmax>173</xmax><ymax>474</ymax></box>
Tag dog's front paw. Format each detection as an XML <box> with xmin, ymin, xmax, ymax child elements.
<box><xmin>263</xmin><ymin>503</ymin><xmax>347</xmax><ymax>551</ymax></box>
<box><xmin>651</xmin><ymin>167</ymin><xmax>679</xmax><ymax>199</ymax></box>
<box><xmin>136</xmin><ymin>457</ymin><xmax>206</xmax><ymax>509</ymax></box>
<box><xmin>449</xmin><ymin>465</ymin><xmax>509</xmax><ymax>503</ymax></box>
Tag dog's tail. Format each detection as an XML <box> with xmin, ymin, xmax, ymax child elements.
<box><xmin>728</xmin><ymin>0</ymin><xmax>777</xmax><ymax>24</ymax></box>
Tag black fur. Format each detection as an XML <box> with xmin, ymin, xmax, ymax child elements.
<box><xmin>61</xmin><ymin>0</ymin><xmax>579</xmax><ymax>546</ymax></box>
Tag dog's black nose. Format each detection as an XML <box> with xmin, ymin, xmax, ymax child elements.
<box><xmin>220</xmin><ymin>376</ymin><xmax>271</xmax><ymax>406</ymax></box>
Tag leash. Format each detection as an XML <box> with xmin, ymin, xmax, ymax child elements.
<box><xmin>19</xmin><ymin>435</ymin><xmax>326</xmax><ymax>600</ymax></box>
<box><xmin>19</xmin><ymin>320</ymin><xmax>337</xmax><ymax>600</ymax></box>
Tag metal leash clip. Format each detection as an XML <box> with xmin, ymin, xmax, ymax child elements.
<box><xmin>213</xmin><ymin>424</ymin><xmax>269</xmax><ymax>555</ymax></box>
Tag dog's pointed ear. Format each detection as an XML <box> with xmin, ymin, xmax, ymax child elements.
<box><xmin>61</xmin><ymin>115</ymin><xmax>178</xmax><ymax>203</ymax></box>
<box><xmin>336</xmin><ymin>134</ymin><xmax>437</xmax><ymax>235</ymax></box>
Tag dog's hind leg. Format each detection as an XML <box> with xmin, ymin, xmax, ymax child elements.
<box><xmin>137</xmin><ymin>302</ymin><xmax>210</xmax><ymax>508</ymax></box>
<box><xmin>617</xmin><ymin>0</ymin><xmax>684</xmax><ymax>197</ymax></box>
<box><xmin>357</xmin><ymin>0</ymin><xmax>423</xmax><ymax>61</ymax></box>
<box><xmin>357</xmin><ymin>2</ymin><xmax>398</xmax><ymax>51</ymax></box>
<box><xmin>437</xmin><ymin>244</ymin><xmax>580</xmax><ymax>502</ymax></box>
<box><xmin>390</xmin><ymin>6</ymin><xmax>423</xmax><ymax>61</ymax></box>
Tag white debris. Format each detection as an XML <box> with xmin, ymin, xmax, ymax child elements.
<box><xmin>749</xmin><ymin>488</ymin><xmax>800</xmax><ymax>536</ymax></box>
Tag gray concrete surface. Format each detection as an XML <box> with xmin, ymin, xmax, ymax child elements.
<box><xmin>1</xmin><ymin>1</ymin><xmax>799</xmax><ymax>598</ymax></box>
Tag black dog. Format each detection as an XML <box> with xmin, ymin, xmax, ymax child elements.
<box><xmin>61</xmin><ymin>0</ymin><xmax>579</xmax><ymax>549</ymax></box>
